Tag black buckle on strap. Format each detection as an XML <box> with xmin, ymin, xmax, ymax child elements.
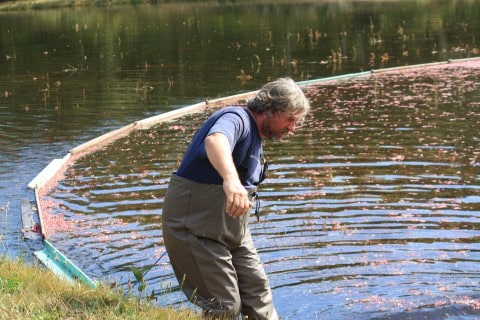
<box><xmin>251</xmin><ymin>192</ymin><xmax>260</xmax><ymax>221</ymax></box>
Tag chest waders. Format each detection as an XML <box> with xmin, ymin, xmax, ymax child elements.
<box><xmin>162</xmin><ymin>139</ymin><xmax>277</xmax><ymax>319</ymax></box>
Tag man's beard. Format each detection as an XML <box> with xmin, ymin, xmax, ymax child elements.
<box><xmin>262</xmin><ymin>121</ymin><xmax>289</xmax><ymax>141</ymax></box>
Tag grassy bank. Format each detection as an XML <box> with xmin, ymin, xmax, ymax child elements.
<box><xmin>0</xmin><ymin>257</ymin><xmax>200</xmax><ymax>320</ymax></box>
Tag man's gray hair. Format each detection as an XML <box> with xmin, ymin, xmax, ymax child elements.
<box><xmin>247</xmin><ymin>77</ymin><xmax>310</xmax><ymax>119</ymax></box>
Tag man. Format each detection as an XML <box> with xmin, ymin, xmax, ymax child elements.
<box><xmin>162</xmin><ymin>78</ymin><xmax>310</xmax><ymax>319</ymax></box>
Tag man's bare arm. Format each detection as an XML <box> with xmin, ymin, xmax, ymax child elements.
<box><xmin>205</xmin><ymin>132</ymin><xmax>253</xmax><ymax>217</ymax></box>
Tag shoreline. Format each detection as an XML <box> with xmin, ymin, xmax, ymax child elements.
<box><xmin>0</xmin><ymin>0</ymin><xmax>438</xmax><ymax>12</ymax></box>
<box><xmin>0</xmin><ymin>0</ymin><xmax>154</xmax><ymax>11</ymax></box>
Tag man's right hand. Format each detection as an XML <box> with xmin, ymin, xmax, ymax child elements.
<box><xmin>223</xmin><ymin>177</ymin><xmax>253</xmax><ymax>218</ymax></box>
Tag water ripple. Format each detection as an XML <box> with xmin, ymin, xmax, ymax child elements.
<box><xmin>44</xmin><ymin>64</ymin><xmax>480</xmax><ymax>318</ymax></box>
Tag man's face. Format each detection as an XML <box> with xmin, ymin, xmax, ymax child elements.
<box><xmin>262</xmin><ymin>112</ymin><xmax>298</xmax><ymax>141</ymax></box>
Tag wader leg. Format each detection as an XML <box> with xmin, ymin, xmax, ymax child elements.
<box><xmin>164</xmin><ymin>225</ymin><xmax>242</xmax><ymax>318</ymax></box>
<box><xmin>233</xmin><ymin>230</ymin><xmax>279</xmax><ymax>320</ymax></box>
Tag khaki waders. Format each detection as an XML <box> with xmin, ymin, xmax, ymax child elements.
<box><xmin>162</xmin><ymin>174</ymin><xmax>278</xmax><ymax>320</ymax></box>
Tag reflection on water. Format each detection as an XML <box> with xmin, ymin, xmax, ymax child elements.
<box><xmin>44</xmin><ymin>61</ymin><xmax>480</xmax><ymax>319</ymax></box>
<box><xmin>2</xmin><ymin>0</ymin><xmax>480</xmax><ymax>259</ymax></box>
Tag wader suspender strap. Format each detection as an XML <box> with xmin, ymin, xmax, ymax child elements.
<box><xmin>238</xmin><ymin>140</ymin><xmax>268</xmax><ymax>186</ymax></box>
<box><xmin>237</xmin><ymin>135</ymin><xmax>267</xmax><ymax>222</ymax></box>
<box><xmin>237</xmin><ymin>140</ymin><xmax>253</xmax><ymax>184</ymax></box>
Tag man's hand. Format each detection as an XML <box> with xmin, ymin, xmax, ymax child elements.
<box><xmin>223</xmin><ymin>177</ymin><xmax>253</xmax><ymax>217</ymax></box>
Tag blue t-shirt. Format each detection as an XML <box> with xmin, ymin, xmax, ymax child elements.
<box><xmin>176</xmin><ymin>106</ymin><xmax>263</xmax><ymax>188</ymax></box>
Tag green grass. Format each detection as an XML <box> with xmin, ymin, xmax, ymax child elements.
<box><xmin>0</xmin><ymin>257</ymin><xmax>200</xmax><ymax>320</ymax></box>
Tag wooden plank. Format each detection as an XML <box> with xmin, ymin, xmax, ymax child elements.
<box><xmin>20</xmin><ymin>198</ymin><xmax>42</xmax><ymax>241</ymax></box>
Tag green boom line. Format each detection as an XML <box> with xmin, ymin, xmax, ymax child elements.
<box><xmin>34</xmin><ymin>239</ymin><xmax>97</xmax><ymax>289</ymax></box>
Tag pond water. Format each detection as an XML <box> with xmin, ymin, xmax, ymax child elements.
<box><xmin>42</xmin><ymin>60</ymin><xmax>480</xmax><ymax>319</ymax></box>
<box><xmin>0</xmin><ymin>0</ymin><xmax>479</xmax><ymax>318</ymax></box>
